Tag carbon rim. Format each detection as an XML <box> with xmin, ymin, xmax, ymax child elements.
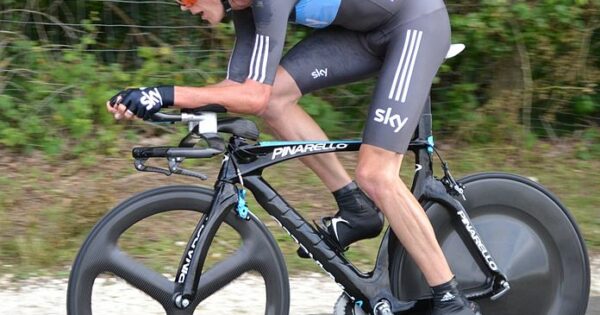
<box><xmin>67</xmin><ymin>185</ymin><xmax>289</xmax><ymax>315</ymax></box>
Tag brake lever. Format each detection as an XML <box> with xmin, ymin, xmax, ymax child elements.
<box><xmin>134</xmin><ymin>158</ymin><xmax>172</xmax><ymax>176</ymax></box>
<box><xmin>134</xmin><ymin>158</ymin><xmax>208</xmax><ymax>180</ymax></box>
<box><xmin>168</xmin><ymin>158</ymin><xmax>208</xmax><ymax>180</ymax></box>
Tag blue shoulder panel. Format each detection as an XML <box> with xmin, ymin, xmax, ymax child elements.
<box><xmin>295</xmin><ymin>0</ymin><xmax>341</xmax><ymax>29</ymax></box>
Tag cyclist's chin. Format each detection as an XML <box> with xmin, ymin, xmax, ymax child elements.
<box><xmin>203</xmin><ymin>14</ymin><xmax>224</xmax><ymax>26</ymax></box>
<box><xmin>206</xmin><ymin>19</ymin><xmax>220</xmax><ymax>26</ymax></box>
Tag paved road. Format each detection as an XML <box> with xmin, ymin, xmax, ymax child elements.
<box><xmin>0</xmin><ymin>254</ymin><xmax>597</xmax><ymax>314</ymax></box>
<box><xmin>588</xmin><ymin>297</ymin><xmax>600</xmax><ymax>315</ymax></box>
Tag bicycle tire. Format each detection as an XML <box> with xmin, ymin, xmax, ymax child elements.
<box><xmin>390</xmin><ymin>173</ymin><xmax>590</xmax><ymax>315</ymax></box>
<box><xmin>67</xmin><ymin>185</ymin><xmax>290</xmax><ymax>315</ymax></box>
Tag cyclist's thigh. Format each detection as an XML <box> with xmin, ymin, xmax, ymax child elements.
<box><xmin>363</xmin><ymin>8</ymin><xmax>451</xmax><ymax>153</ymax></box>
<box><xmin>280</xmin><ymin>27</ymin><xmax>383</xmax><ymax>95</ymax></box>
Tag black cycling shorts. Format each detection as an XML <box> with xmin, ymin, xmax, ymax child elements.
<box><xmin>280</xmin><ymin>8</ymin><xmax>451</xmax><ymax>153</ymax></box>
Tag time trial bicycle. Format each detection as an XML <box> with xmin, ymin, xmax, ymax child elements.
<box><xmin>67</xmin><ymin>52</ymin><xmax>590</xmax><ymax>315</ymax></box>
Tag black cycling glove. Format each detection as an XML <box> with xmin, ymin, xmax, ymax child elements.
<box><xmin>109</xmin><ymin>86</ymin><xmax>175</xmax><ymax>120</ymax></box>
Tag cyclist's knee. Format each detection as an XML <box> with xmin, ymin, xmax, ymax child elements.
<box><xmin>356</xmin><ymin>145</ymin><xmax>403</xmax><ymax>201</ymax></box>
<box><xmin>260</xmin><ymin>94</ymin><xmax>298</xmax><ymax>120</ymax></box>
<box><xmin>259</xmin><ymin>67</ymin><xmax>301</xmax><ymax>119</ymax></box>
<box><xmin>355</xmin><ymin>163</ymin><xmax>397</xmax><ymax>202</ymax></box>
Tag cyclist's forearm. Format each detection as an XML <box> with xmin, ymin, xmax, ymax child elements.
<box><xmin>173</xmin><ymin>81</ymin><xmax>271</xmax><ymax>114</ymax></box>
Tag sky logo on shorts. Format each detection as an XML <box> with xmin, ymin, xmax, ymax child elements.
<box><xmin>374</xmin><ymin>107</ymin><xmax>408</xmax><ymax>133</ymax></box>
<box><xmin>311</xmin><ymin>68</ymin><xmax>328</xmax><ymax>79</ymax></box>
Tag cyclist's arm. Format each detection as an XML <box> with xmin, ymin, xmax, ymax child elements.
<box><xmin>173</xmin><ymin>0</ymin><xmax>295</xmax><ymax>114</ymax></box>
<box><xmin>227</xmin><ymin>8</ymin><xmax>255</xmax><ymax>83</ymax></box>
<box><xmin>173</xmin><ymin>81</ymin><xmax>270</xmax><ymax>114</ymax></box>
<box><xmin>246</xmin><ymin>0</ymin><xmax>295</xmax><ymax>85</ymax></box>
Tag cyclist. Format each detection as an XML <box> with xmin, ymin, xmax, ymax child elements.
<box><xmin>107</xmin><ymin>0</ymin><xmax>480</xmax><ymax>313</ymax></box>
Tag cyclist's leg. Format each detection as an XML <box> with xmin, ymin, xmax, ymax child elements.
<box><xmin>261</xmin><ymin>67</ymin><xmax>351</xmax><ymax>192</ymax></box>
<box><xmin>260</xmin><ymin>28</ymin><xmax>385</xmax><ymax>249</ymax></box>
<box><xmin>358</xmin><ymin>147</ymin><xmax>453</xmax><ymax>282</ymax></box>
<box><xmin>356</xmin><ymin>7</ymin><xmax>452</xmax><ymax>284</ymax></box>
<box><xmin>354</xmin><ymin>7</ymin><xmax>478</xmax><ymax>314</ymax></box>
<box><xmin>260</xmin><ymin>27</ymin><xmax>382</xmax><ymax>192</ymax></box>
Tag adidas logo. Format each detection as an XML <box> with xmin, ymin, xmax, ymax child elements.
<box><xmin>440</xmin><ymin>292</ymin><xmax>455</xmax><ymax>302</ymax></box>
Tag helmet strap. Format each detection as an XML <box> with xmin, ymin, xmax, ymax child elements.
<box><xmin>222</xmin><ymin>0</ymin><xmax>232</xmax><ymax>15</ymax></box>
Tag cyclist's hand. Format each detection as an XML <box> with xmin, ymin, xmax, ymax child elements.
<box><xmin>107</xmin><ymin>86</ymin><xmax>174</xmax><ymax>120</ymax></box>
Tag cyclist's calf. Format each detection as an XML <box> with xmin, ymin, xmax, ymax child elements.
<box><xmin>356</xmin><ymin>146</ymin><xmax>455</xmax><ymax>286</ymax></box>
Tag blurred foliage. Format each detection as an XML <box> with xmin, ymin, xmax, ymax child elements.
<box><xmin>437</xmin><ymin>0</ymin><xmax>599</xmax><ymax>143</ymax></box>
<box><xmin>0</xmin><ymin>0</ymin><xmax>599</xmax><ymax>275</ymax></box>
<box><xmin>0</xmin><ymin>0</ymin><xmax>598</xmax><ymax>158</ymax></box>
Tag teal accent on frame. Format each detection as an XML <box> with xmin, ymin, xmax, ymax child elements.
<box><xmin>236</xmin><ymin>189</ymin><xmax>250</xmax><ymax>220</ymax></box>
<box><xmin>259</xmin><ymin>140</ymin><xmax>362</xmax><ymax>147</ymax></box>
<box><xmin>427</xmin><ymin>136</ymin><xmax>435</xmax><ymax>153</ymax></box>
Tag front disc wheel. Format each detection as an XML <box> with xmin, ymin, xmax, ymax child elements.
<box><xmin>67</xmin><ymin>185</ymin><xmax>290</xmax><ymax>315</ymax></box>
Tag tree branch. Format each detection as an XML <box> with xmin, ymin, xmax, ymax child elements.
<box><xmin>0</xmin><ymin>9</ymin><xmax>83</xmax><ymax>38</ymax></box>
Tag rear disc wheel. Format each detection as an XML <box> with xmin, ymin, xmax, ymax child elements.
<box><xmin>391</xmin><ymin>173</ymin><xmax>590</xmax><ymax>315</ymax></box>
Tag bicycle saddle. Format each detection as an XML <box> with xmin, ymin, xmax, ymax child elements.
<box><xmin>218</xmin><ymin>117</ymin><xmax>260</xmax><ymax>141</ymax></box>
<box><xmin>445</xmin><ymin>44</ymin><xmax>466</xmax><ymax>59</ymax></box>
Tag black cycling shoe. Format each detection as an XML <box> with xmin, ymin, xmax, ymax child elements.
<box><xmin>298</xmin><ymin>181</ymin><xmax>383</xmax><ymax>258</ymax></box>
<box><xmin>431</xmin><ymin>277</ymin><xmax>482</xmax><ymax>315</ymax></box>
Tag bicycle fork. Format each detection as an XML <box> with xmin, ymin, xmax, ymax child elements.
<box><xmin>172</xmin><ymin>182</ymin><xmax>238</xmax><ymax>309</ymax></box>
<box><xmin>423</xmin><ymin>176</ymin><xmax>511</xmax><ymax>300</ymax></box>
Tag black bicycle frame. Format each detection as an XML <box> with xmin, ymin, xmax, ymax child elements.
<box><xmin>167</xmin><ymin>97</ymin><xmax>510</xmax><ymax>313</ymax></box>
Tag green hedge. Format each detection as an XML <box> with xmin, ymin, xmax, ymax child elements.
<box><xmin>0</xmin><ymin>0</ymin><xmax>598</xmax><ymax>158</ymax></box>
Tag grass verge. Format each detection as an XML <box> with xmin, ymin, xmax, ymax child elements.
<box><xmin>0</xmin><ymin>138</ymin><xmax>598</xmax><ymax>278</ymax></box>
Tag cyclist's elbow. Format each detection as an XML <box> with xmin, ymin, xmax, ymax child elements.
<box><xmin>243</xmin><ymin>80</ymin><xmax>271</xmax><ymax>115</ymax></box>
<box><xmin>249</xmin><ymin>91</ymin><xmax>270</xmax><ymax>115</ymax></box>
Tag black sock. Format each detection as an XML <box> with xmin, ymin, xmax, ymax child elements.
<box><xmin>431</xmin><ymin>277</ymin><xmax>461</xmax><ymax>304</ymax></box>
<box><xmin>431</xmin><ymin>277</ymin><xmax>479</xmax><ymax>314</ymax></box>
<box><xmin>333</xmin><ymin>181</ymin><xmax>361</xmax><ymax>211</ymax></box>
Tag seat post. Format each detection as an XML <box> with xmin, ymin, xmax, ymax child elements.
<box><xmin>411</xmin><ymin>94</ymin><xmax>435</xmax><ymax>197</ymax></box>
<box><xmin>416</xmin><ymin>95</ymin><xmax>433</xmax><ymax>141</ymax></box>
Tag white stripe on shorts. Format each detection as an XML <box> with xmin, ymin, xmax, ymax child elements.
<box><xmin>388</xmin><ymin>29</ymin><xmax>423</xmax><ymax>103</ymax></box>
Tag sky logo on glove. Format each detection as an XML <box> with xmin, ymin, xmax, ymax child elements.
<box><xmin>140</xmin><ymin>87</ymin><xmax>164</xmax><ymax>111</ymax></box>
